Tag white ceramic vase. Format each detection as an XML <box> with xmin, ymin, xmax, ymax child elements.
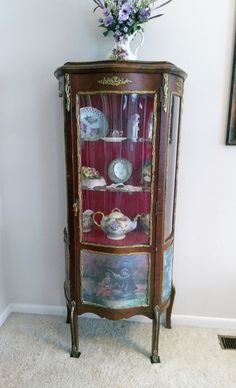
<box><xmin>107</xmin><ymin>30</ymin><xmax>144</xmax><ymax>61</ymax></box>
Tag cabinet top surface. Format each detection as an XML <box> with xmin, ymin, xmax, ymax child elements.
<box><xmin>54</xmin><ymin>60</ymin><xmax>187</xmax><ymax>80</ymax></box>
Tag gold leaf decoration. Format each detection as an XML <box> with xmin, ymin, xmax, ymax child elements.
<box><xmin>97</xmin><ymin>76</ymin><xmax>132</xmax><ymax>87</ymax></box>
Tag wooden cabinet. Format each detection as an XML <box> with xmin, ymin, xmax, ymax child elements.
<box><xmin>55</xmin><ymin>61</ymin><xmax>186</xmax><ymax>363</ymax></box>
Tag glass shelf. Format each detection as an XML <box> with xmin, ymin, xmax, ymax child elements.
<box><xmin>82</xmin><ymin>229</ymin><xmax>149</xmax><ymax>246</ymax></box>
<box><xmin>82</xmin><ymin>187</ymin><xmax>151</xmax><ymax>193</ymax></box>
<box><xmin>81</xmin><ymin>138</ymin><xmax>152</xmax><ymax>144</ymax></box>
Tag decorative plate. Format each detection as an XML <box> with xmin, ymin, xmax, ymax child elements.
<box><xmin>140</xmin><ymin>160</ymin><xmax>152</xmax><ymax>184</ymax></box>
<box><xmin>108</xmin><ymin>158</ymin><xmax>132</xmax><ymax>184</ymax></box>
<box><xmin>101</xmin><ymin>137</ymin><xmax>127</xmax><ymax>142</ymax></box>
<box><xmin>79</xmin><ymin>107</ymin><xmax>108</xmax><ymax>141</ymax></box>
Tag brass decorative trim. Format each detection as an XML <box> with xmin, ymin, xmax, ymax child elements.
<box><xmin>97</xmin><ymin>76</ymin><xmax>132</xmax><ymax>87</ymax></box>
<box><xmin>175</xmin><ymin>78</ymin><xmax>184</xmax><ymax>97</ymax></box>
<box><xmin>81</xmin><ymin>241</ymin><xmax>150</xmax><ymax>249</ymax></box>
<box><xmin>76</xmin><ymin>90</ymin><xmax>156</xmax><ymax>95</ymax></box>
<box><xmin>73</xmin><ymin>199</ymin><xmax>79</xmax><ymax>216</ymax></box>
<box><xmin>65</xmin><ymin>73</ymin><xmax>71</xmax><ymax>112</ymax></box>
<box><xmin>162</xmin><ymin>74</ymin><xmax>169</xmax><ymax>112</ymax></box>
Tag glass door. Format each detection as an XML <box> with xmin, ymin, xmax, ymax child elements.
<box><xmin>164</xmin><ymin>95</ymin><xmax>181</xmax><ymax>240</ymax></box>
<box><xmin>76</xmin><ymin>92</ymin><xmax>157</xmax><ymax>247</ymax></box>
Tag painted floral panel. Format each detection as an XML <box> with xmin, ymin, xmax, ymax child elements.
<box><xmin>162</xmin><ymin>245</ymin><xmax>174</xmax><ymax>302</ymax></box>
<box><xmin>81</xmin><ymin>250</ymin><xmax>149</xmax><ymax>309</ymax></box>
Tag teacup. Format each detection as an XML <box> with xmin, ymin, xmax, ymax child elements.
<box><xmin>112</xmin><ymin>129</ymin><xmax>123</xmax><ymax>137</ymax></box>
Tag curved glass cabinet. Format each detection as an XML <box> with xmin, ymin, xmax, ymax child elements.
<box><xmin>55</xmin><ymin>61</ymin><xmax>186</xmax><ymax>363</ymax></box>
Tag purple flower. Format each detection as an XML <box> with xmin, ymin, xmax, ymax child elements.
<box><xmin>118</xmin><ymin>3</ymin><xmax>133</xmax><ymax>22</ymax></box>
<box><xmin>139</xmin><ymin>8</ymin><xmax>151</xmax><ymax>21</ymax></box>
<box><xmin>104</xmin><ymin>14</ymin><xmax>113</xmax><ymax>27</ymax></box>
<box><xmin>102</xmin><ymin>8</ymin><xmax>111</xmax><ymax>17</ymax></box>
<box><xmin>110</xmin><ymin>221</ymin><xmax>119</xmax><ymax>231</ymax></box>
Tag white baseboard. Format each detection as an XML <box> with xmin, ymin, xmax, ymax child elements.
<box><xmin>0</xmin><ymin>304</ymin><xmax>12</xmax><ymax>327</ymax></box>
<box><xmin>0</xmin><ymin>303</ymin><xmax>67</xmax><ymax>327</ymax></box>
<box><xmin>10</xmin><ymin>303</ymin><xmax>66</xmax><ymax>317</ymax></box>
<box><xmin>1</xmin><ymin>303</ymin><xmax>236</xmax><ymax>330</ymax></box>
<box><xmin>172</xmin><ymin>314</ymin><xmax>236</xmax><ymax>330</ymax></box>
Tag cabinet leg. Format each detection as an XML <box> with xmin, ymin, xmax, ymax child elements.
<box><xmin>166</xmin><ymin>285</ymin><xmax>176</xmax><ymax>329</ymax></box>
<box><xmin>64</xmin><ymin>281</ymin><xmax>71</xmax><ymax>324</ymax></box>
<box><xmin>66</xmin><ymin>304</ymin><xmax>71</xmax><ymax>324</ymax></box>
<box><xmin>70</xmin><ymin>300</ymin><xmax>81</xmax><ymax>358</ymax></box>
<box><xmin>151</xmin><ymin>305</ymin><xmax>161</xmax><ymax>364</ymax></box>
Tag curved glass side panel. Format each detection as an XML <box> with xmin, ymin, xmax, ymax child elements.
<box><xmin>161</xmin><ymin>244</ymin><xmax>174</xmax><ymax>302</ymax></box>
<box><xmin>81</xmin><ymin>250</ymin><xmax>150</xmax><ymax>309</ymax></box>
<box><xmin>164</xmin><ymin>95</ymin><xmax>181</xmax><ymax>240</ymax></box>
<box><xmin>76</xmin><ymin>92</ymin><xmax>157</xmax><ymax>247</ymax></box>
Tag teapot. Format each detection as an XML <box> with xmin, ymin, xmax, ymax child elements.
<box><xmin>93</xmin><ymin>208</ymin><xmax>138</xmax><ymax>240</ymax></box>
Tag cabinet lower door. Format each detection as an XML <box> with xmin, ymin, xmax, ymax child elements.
<box><xmin>81</xmin><ymin>250</ymin><xmax>150</xmax><ymax>309</ymax></box>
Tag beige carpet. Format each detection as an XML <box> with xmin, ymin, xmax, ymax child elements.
<box><xmin>0</xmin><ymin>313</ymin><xmax>236</xmax><ymax>388</ymax></box>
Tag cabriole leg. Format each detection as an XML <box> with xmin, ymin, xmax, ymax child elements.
<box><xmin>66</xmin><ymin>304</ymin><xmax>71</xmax><ymax>324</ymax></box>
<box><xmin>166</xmin><ymin>285</ymin><xmax>176</xmax><ymax>329</ymax></box>
<box><xmin>151</xmin><ymin>305</ymin><xmax>161</xmax><ymax>364</ymax></box>
<box><xmin>64</xmin><ymin>281</ymin><xmax>71</xmax><ymax>324</ymax></box>
<box><xmin>70</xmin><ymin>300</ymin><xmax>80</xmax><ymax>358</ymax></box>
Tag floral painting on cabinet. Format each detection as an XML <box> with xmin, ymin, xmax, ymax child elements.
<box><xmin>81</xmin><ymin>250</ymin><xmax>149</xmax><ymax>308</ymax></box>
<box><xmin>162</xmin><ymin>245</ymin><xmax>173</xmax><ymax>302</ymax></box>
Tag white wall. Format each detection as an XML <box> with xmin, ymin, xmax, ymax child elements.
<box><xmin>0</xmin><ymin>114</ymin><xmax>8</xmax><ymax>314</ymax></box>
<box><xmin>0</xmin><ymin>0</ymin><xmax>235</xmax><ymax>320</ymax></box>
<box><xmin>0</xmin><ymin>187</ymin><xmax>8</xmax><ymax>314</ymax></box>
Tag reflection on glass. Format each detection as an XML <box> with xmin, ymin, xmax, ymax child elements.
<box><xmin>164</xmin><ymin>95</ymin><xmax>181</xmax><ymax>239</ymax></box>
<box><xmin>81</xmin><ymin>250</ymin><xmax>150</xmax><ymax>309</ymax></box>
<box><xmin>76</xmin><ymin>93</ymin><xmax>156</xmax><ymax>247</ymax></box>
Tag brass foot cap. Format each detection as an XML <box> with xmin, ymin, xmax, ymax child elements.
<box><xmin>150</xmin><ymin>355</ymin><xmax>161</xmax><ymax>364</ymax></box>
<box><xmin>70</xmin><ymin>351</ymin><xmax>81</xmax><ymax>358</ymax></box>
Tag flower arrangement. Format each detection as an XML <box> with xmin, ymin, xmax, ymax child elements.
<box><xmin>82</xmin><ymin>166</ymin><xmax>101</xmax><ymax>179</ymax></box>
<box><xmin>92</xmin><ymin>0</ymin><xmax>173</xmax><ymax>42</ymax></box>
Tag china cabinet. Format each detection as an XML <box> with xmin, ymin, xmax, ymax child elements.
<box><xmin>55</xmin><ymin>61</ymin><xmax>186</xmax><ymax>363</ymax></box>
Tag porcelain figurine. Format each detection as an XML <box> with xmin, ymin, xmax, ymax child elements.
<box><xmin>82</xmin><ymin>209</ymin><xmax>94</xmax><ymax>232</ymax></box>
<box><xmin>93</xmin><ymin>208</ymin><xmax>138</xmax><ymax>240</ymax></box>
<box><xmin>147</xmin><ymin>112</ymin><xmax>154</xmax><ymax>140</ymax></box>
<box><xmin>128</xmin><ymin>113</ymin><xmax>140</xmax><ymax>142</ymax></box>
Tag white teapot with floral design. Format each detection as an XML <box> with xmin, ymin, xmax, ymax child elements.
<box><xmin>93</xmin><ymin>208</ymin><xmax>138</xmax><ymax>240</ymax></box>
